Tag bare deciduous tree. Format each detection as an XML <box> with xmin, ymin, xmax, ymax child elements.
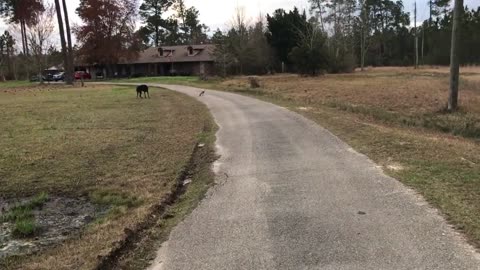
<box><xmin>27</xmin><ymin>3</ymin><xmax>55</xmax><ymax>84</ymax></box>
<box><xmin>62</xmin><ymin>0</ymin><xmax>74</xmax><ymax>84</ymax></box>
<box><xmin>53</xmin><ymin>0</ymin><xmax>71</xmax><ymax>84</ymax></box>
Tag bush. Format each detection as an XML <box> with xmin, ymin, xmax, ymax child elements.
<box><xmin>248</xmin><ymin>76</ymin><xmax>261</xmax><ymax>88</ymax></box>
<box><xmin>328</xmin><ymin>52</ymin><xmax>356</xmax><ymax>74</ymax></box>
<box><xmin>13</xmin><ymin>219</ymin><xmax>37</xmax><ymax>237</ymax></box>
<box><xmin>289</xmin><ymin>29</ymin><xmax>329</xmax><ymax>76</ymax></box>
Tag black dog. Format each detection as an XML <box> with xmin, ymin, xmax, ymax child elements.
<box><xmin>199</xmin><ymin>91</ymin><xmax>205</xmax><ymax>97</ymax></box>
<box><xmin>136</xmin><ymin>85</ymin><xmax>150</xmax><ymax>98</ymax></box>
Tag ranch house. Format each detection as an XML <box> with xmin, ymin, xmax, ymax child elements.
<box><xmin>78</xmin><ymin>44</ymin><xmax>215</xmax><ymax>79</ymax></box>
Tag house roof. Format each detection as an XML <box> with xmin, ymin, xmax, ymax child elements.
<box><xmin>123</xmin><ymin>44</ymin><xmax>215</xmax><ymax>64</ymax></box>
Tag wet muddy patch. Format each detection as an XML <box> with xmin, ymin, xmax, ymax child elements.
<box><xmin>0</xmin><ymin>196</ymin><xmax>108</xmax><ymax>259</ymax></box>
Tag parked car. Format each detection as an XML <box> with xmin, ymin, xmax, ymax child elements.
<box><xmin>74</xmin><ymin>71</ymin><xmax>92</xmax><ymax>80</ymax></box>
<box><xmin>95</xmin><ymin>72</ymin><xmax>104</xmax><ymax>79</ymax></box>
<box><xmin>53</xmin><ymin>72</ymin><xmax>65</xmax><ymax>81</ymax></box>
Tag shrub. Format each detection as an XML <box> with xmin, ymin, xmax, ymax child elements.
<box><xmin>289</xmin><ymin>28</ymin><xmax>329</xmax><ymax>76</ymax></box>
<box><xmin>248</xmin><ymin>76</ymin><xmax>261</xmax><ymax>88</ymax></box>
<box><xmin>13</xmin><ymin>219</ymin><xmax>37</xmax><ymax>237</ymax></box>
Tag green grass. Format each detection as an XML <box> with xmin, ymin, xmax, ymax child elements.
<box><xmin>1</xmin><ymin>192</ymin><xmax>49</xmax><ymax>238</ymax></box>
<box><xmin>0</xmin><ymin>85</ymin><xmax>214</xmax><ymax>269</ymax></box>
<box><xmin>1</xmin><ymin>206</ymin><xmax>34</xmax><ymax>223</ymax></box>
<box><xmin>90</xmin><ymin>190</ymin><xmax>141</xmax><ymax>208</ymax></box>
<box><xmin>106</xmin><ymin>76</ymin><xmax>222</xmax><ymax>89</ymax></box>
<box><xmin>0</xmin><ymin>80</ymin><xmax>37</xmax><ymax>88</ymax></box>
<box><xmin>109</xmin><ymin>76</ymin><xmax>203</xmax><ymax>84</ymax></box>
<box><xmin>1</xmin><ymin>193</ymin><xmax>49</xmax><ymax>222</ymax></box>
<box><xmin>13</xmin><ymin>219</ymin><xmax>37</xmax><ymax>238</ymax></box>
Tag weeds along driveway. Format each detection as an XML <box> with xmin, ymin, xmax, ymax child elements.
<box><xmin>103</xmin><ymin>83</ymin><xmax>480</xmax><ymax>270</ymax></box>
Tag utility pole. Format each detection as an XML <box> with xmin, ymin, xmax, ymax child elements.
<box><xmin>448</xmin><ymin>0</ymin><xmax>463</xmax><ymax>111</ymax></box>
<box><xmin>414</xmin><ymin>2</ymin><xmax>418</xmax><ymax>69</ymax></box>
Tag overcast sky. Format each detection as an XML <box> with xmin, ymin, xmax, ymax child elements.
<box><xmin>1</xmin><ymin>0</ymin><xmax>479</xmax><ymax>48</ymax></box>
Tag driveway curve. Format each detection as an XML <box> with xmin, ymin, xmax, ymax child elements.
<box><xmin>138</xmin><ymin>84</ymin><xmax>480</xmax><ymax>270</ymax></box>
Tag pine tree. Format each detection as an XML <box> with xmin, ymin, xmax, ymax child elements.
<box><xmin>139</xmin><ymin>0</ymin><xmax>172</xmax><ymax>47</ymax></box>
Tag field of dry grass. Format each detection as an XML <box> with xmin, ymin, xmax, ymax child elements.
<box><xmin>211</xmin><ymin>66</ymin><xmax>480</xmax><ymax>249</ymax></box>
<box><xmin>220</xmin><ymin>67</ymin><xmax>480</xmax><ymax>139</ymax></box>
<box><xmin>0</xmin><ymin>84</ymin><xmax>214</xmax><ymax>269</ymax></box>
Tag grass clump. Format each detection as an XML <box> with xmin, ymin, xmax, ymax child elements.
<box><xmin>90</xmin><ymin>190</ymin><xmax>141</xmax><ymax>208</ymax></box>
<box><xmin>1</xmin><ymin>206</ymin><xmax>34</xmax><ymax>223</ymax></box>
<box><xmin>13</xmin><ymin>219</ymin><xmax>37</xmax><ymax>238</ymax></box>
<box><xmin>29</xmin><ymin>192</ymin><xmax>49</xmax><ymax>208</ymax></box>
<box><xmin>1</xmin><ymin>192</ymin><xmax>49</xmax><ymax>238</ymax></box>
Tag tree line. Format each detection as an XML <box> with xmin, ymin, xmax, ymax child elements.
<box><xmin>0</xmin><ymin>0</ymin><xmax>478</xmax><ymax>82</ymax></box>
<box><xmin>212</xmin><ymin>0</ymin><xmax>480</xmax><ymax>76</ymax></box>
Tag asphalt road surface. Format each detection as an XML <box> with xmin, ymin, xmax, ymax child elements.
<box><xmin>145</xmin><ymin>84</ymin><xmax>479</xmax><ymax>270</ymax></box>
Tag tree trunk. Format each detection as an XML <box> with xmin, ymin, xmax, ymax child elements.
<box><xmin>448</xmin><ymin>0</ymin><xmax>463</xmax><ymax>112</ymax></box>
<box><xmin>360</xmin><ymin>29</ymin><xmax>365</xmax><ymax>71</ymax></box>
<box><xmin>20</xmin><ymin>22</ymin><xmax>26</xmax><ymax>55</ymax></box>
<box><xmin>62</xmin><ymin>0</ymin><xmax>74</xmax><ymax>85</ymax></box>
<box><xmin>54</xmin><ymin>0</ymin><xmax>69</xmax><ymax>85</ymax></box>
<box><xmin>414</xmin><ymin>2</ymin><xmax>418</xmax><ymax>69</ymax></box>
<box><xmin>21</xmin><ymin>22</ymin><xmax>30</xmax><ymax>80</ymax></box>
<box><xmin>21</xmin><ymin>21</ymin><xmax>29</xmax><ymax>56</ymax></box>
<box><xmin>421</xmin><ymin>27</ymin><xmax>424</xmax><ymax>65</ymax></box>
<box><xmin>155</xmin><ymin>25</ymin><xmax>159</xmax><ymax>47</ymax></box>
<box><xmin>6</xmin><ymin>47</ymin><xmax>11</xmax><ymax>77</ymax></box>
<box><xmin>13</xmin><ymin>56</ymin><xmax>17</xmax><ymax>80</ymax></box>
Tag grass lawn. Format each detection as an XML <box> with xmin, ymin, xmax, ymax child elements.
<box><xmin>0</xmin><ymin>85</ymin><xmax>215</xmax><ymax>269</ymax></box>
<box><xmin>111</xmin><ymin>67</ymin><xmax>480</xmax><ymax>248</ymax></box>
<box><xmin>109</xmin><ymin>76</ymin><xmax>218</xmax><ymax>86</ymax></box>
<box><xmin>0</xmin><ymin>80</ymin><xmax>37</xmax><ymax>88</ymax></box>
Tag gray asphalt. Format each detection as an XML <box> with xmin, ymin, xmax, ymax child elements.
<box><xmin>144</xmin><ymin>84</ymin><xmax>480</xmax><ymax>270</ymax></box>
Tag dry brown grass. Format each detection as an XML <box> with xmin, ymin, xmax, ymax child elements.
<box><xmin>0</xmin><ymin>85</ymin><xmax>212</xmax><ymax>269</ymax></box>
<box><xmin>221</xmin><ymin>66</ymin><xmax>480</xmax><ymax>115</ymax></box>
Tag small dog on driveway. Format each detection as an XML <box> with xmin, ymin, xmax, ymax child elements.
<box><xmin>136</xmin><ymin>85</ymin><xmax>150</xmax><ymax>98</ymax></box>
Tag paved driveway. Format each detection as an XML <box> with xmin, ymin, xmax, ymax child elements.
<box><xmin>139</xmin><ymin>84</ymin><xmax>479</xmax><ymax>270</ymax></box>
